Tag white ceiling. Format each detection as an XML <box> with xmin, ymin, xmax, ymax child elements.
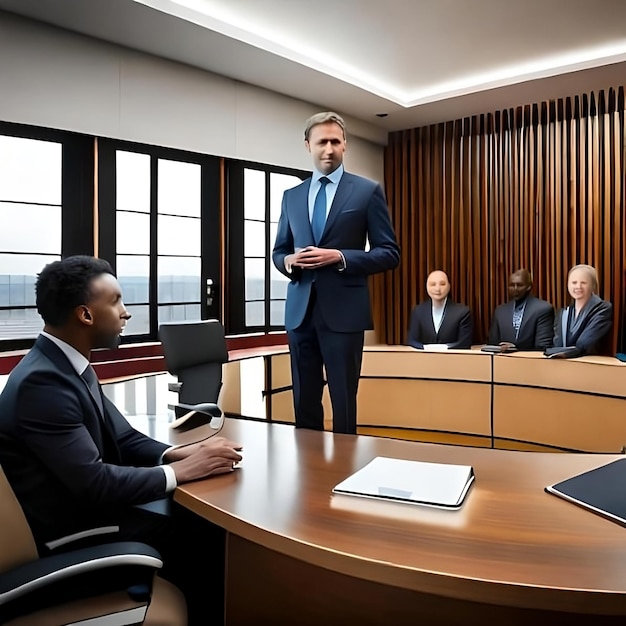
<box><xmin>1</xmin><ymin>0</ymin><xmax>626</xmax><ymax>131</ymax></box>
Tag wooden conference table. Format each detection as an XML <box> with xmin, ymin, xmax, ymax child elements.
<box><xmin>173</xmin><ymin>418</ymin><xmax>626</xmax><ymax>625</ymax></box>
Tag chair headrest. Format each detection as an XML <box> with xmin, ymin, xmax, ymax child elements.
<box><xmin>159</xmin><ymin>320</ymin><xmax>228</xmax><ymax>373</ymax></box>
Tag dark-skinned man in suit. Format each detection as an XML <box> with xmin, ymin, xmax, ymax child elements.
<box><xmin>0</xmin><ymin>255</ymin><xmax>242</xmax><ymax>624</ymax></box>
<box><xmin>488</xmin><ymin>268</ymin><xmax>554</xmax><ymax>351</ymax></box>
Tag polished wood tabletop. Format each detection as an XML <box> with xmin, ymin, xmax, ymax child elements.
<box><xmin>174</xmin><ymin>418</ymin><xmax>626</xmax><ymax>618</ymax></box>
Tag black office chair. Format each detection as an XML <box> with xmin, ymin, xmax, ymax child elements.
<box><xmin>0</xmin><ymin>465</ymin><xmax>187</xmax><ymax>625</ymax></box>
<box><xmin>159</xmin><ymin>319</ymin><xmax>229</xmax><ymax>415</ymax></box>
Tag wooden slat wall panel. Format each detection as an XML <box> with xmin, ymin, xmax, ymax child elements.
<box><xmin>374</xmin><ymin>86</ymin><xmax>625</xmax><ymax>353</ymax></box>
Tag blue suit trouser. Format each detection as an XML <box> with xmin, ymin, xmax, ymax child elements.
<box><xmin>287</xmin><ymin>284</ymin><xmax>364</xmax><ymax>434</ymax></box>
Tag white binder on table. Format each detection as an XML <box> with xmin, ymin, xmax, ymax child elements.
<box><xmin>332</xmin><ymin>456</ymin><xmax>474</xmax><ymax>509</ymax></box>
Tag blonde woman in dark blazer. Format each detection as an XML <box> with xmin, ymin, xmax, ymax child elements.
<box><xmin>550</xmin><ymin>264</ymin><xmax>612</xmax><ymax>357</ymax></box>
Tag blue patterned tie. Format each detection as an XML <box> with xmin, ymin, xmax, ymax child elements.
<box><xmin>512</xmin><ymin>304</ymin><xmax>524</xmax><ymax>339</ymax></box>
<box><xmin>311</xmin><ymin>177</ymin><xmax>330</xmax><ymax>244</ymax></box>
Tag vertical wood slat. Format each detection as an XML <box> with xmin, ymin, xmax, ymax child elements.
<box><xmin>376</xmin><ymin>86</ymin><xmax>626</xmax><ymax>353</ymax></box>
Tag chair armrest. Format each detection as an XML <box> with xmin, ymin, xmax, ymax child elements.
<box><xmin>168</xmin><ymin>402</ymin><xmax>222</xmax><ymax>428</ymax></box>
<box><xmin>167</xmin><ymin>381</ymin><xmax>182</xmax><ymax>393</ymax></box>
<box><xmin>45</xmin><ymin>525</ymin><xmax>120</xmax><ymax>551</ymax></box>
<box><xmin>0</xmin><ymin>541</ymin><xmax>162</xmax><ymax>620</ymax></box>
<box><xmin>171</xmin><ymin>402</ymin><xmax>222</xmax><ymax>417</ymax></box>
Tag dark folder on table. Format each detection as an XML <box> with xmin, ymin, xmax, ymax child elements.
<box><xmin>480</xmin><ymin>344</ymin><xmax>517</xmax><ymax>354</ymax></box>
<box><xmin>545</xmin><ymin>458</ymin><xmax>626</xmax><ymax>527</ymax></box>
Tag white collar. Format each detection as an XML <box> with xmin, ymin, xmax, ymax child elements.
<box><xmin>313</xmin><ymin>164</ymin><xmax>343</xmax><ymax>185</ymax></box>
<box><xmin>40</xmin><ymin>331</ymin><xmax>90</xmax><ymax>376</ymax></box>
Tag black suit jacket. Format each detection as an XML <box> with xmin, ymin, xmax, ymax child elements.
<box><xmin>406</xmin><ymin>299</ymin><xmax>473</xmax><ymax>349</ymax></box>
<box><xmin>552</xmin><ymin>296</ymin><xmax>613</xmax><ymax>356</ymax></box>
<box><xmin>0</xmin><ymin>336</ymin><xmax>169</xmax><ymax>544</ymax></box>
<box><xmin>488</xmin><ymin>295</ymin><xmax>554</xmax><ymax>350</ymax></box>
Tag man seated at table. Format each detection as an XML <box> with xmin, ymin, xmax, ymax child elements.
<box><xmin>406</xmin><ymin>270</ymin><xmax>472</xmax><ymax>350</ymax></box>
<box><xmin>488</xmin><ymin>268</ymin><xmax>554</xmax><ymax>351</ymax></box>
<box><xmin>0</xmin><ymin>255</ymin><xmax>243</xmax><ymax>625</ymax></box>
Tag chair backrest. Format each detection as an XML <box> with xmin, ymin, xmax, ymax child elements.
<box><xmin>159</xmin><ymin>319</ymin><xmax>229</xmax><ymax>405</ymax></box>
<box><xmin>0</xmin><ymin>462</ymin><xmax>187</xmax><ymax>625</ymax></box>
<box><xmin>0</xmin><ymin>466</ymin><xmax>38</xmax><ymax>574</ymax></box>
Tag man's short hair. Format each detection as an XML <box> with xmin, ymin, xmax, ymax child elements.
<box><xmin>304</xmin><ymin>112</ymin><xmax>346</xmax><ymax>141</ymax></box>
<box><xmin>36</xmin><ymin>255</ymin><xmax>114</xmax><ymax>326</ymax></box>
<box><xmin>512</xmin><ymin>268</ymin><xmax>532</xmax><ymax>285</ymax></box>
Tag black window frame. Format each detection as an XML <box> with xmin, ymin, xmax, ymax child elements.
<box><xmin>225</xmin><ymin>159</ymin><xmax>308</xmax><ymax>335</ymax></box>
<box><xmin>97</xmin><ymin>138</ymin><xmax>221</xmax><ymax>343</ymax></box>
<box><xmin>0</xmin><ymin>121</ymin><xmax>95</xmax><ymax>352</ymax></box>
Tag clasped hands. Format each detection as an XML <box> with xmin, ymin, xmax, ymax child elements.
<box><xmin>498</xmin><ymin>342</ymin><xmax>516</xmax><ymax>350</ymax></box>
<box><xmin>288</xmin><ymin>246</ymin><xmax>342</xmax><ymax>269</ymax></box>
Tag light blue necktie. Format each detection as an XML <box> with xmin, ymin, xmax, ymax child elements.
<box><xmin>311</xmin><ymin>177</ymin><xmax>330</xmax><ymax>244</ymax></box>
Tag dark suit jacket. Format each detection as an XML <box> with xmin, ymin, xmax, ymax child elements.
<box><xmin>488</xmin><ymin>295</ymin><xmax>554</xmax><ymax>350</ymax></box>
<box><xmin>0</xmin><ymin>336</ymin><xmax>169</xmax><ymax>545</ymax></box>
<box><xmin>406</xmin><ymin>299</ymin><xmax>473</xmax><ymax>349</ymax></box>
<box><xmin>552</xmin><ymin>295</ymin><xmax>613</xmax><ymax>356</ymax></box>
<box><xmin>272</xmin><ymin>172</ymin><xmax>399</xmax><ymax>332</ymax></box>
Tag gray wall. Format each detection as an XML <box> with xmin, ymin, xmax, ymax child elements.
<box><xmin>0</xmin><ymin>11</ymin><xmax>386</xmax><ymax>181</ymax></box>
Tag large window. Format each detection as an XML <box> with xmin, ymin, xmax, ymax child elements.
<box><xmin>98</xmin><ymin>140</ymin><xmax>220</xmax><ymax>342</ymax></box>
<box><xmin>0</xmin><ymin>125</ymin><xmax>312</xmax><ymax>350</ymax></box>
<box><xmin>155</xmin><ymin>158</ymin><xmax>203</xmax><ymax>326</ymax></box>
<box><xmin>0</xmin><ymin>123</ymin><xmax>94</xmax><ymax>350</ymax></box>
<box><xmin>226</xmin><ymin>162</ymin><xmax>306</xmax><ymax>334</ymax></box>
<box><xmin>115</xmin><ymin>150</ymin><xmax>151</xmax><ymax>335</ymax></box>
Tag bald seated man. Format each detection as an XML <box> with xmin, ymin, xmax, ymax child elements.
<box><xmin>406</xmin><ymin>270</ymin><xmax>473</xmax><ymax>350</ymax></box>
<box><xmin>488</xmin><ymin>268</ymin><xmax>554</xmax><ymax>350</ymax></box>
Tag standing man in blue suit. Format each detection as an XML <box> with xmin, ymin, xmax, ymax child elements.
<box><xmin>272</xmin><ymin>112</ymin><xmax>400</xmax><ymax>434</ymax></box>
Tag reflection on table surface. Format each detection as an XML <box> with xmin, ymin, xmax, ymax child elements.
<box><xmin>105</xmin><ymin>373</ymin><xmax>243</xmax><ymax>446</ymax></box>
<box><xmin>175</xmin><ymin>418</ymin><xmax>626</xmax><ymax>622</ymax></box>
<box><xmin>103</xmin><ymin>373</ymin><xmax>178</xmax><ymax>443</ymax></box>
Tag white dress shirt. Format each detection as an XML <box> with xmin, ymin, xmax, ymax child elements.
<box><xmin>432</xmin><ymin>298</ymin><xmax>447</xmax><ymax>333</ymax></box>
